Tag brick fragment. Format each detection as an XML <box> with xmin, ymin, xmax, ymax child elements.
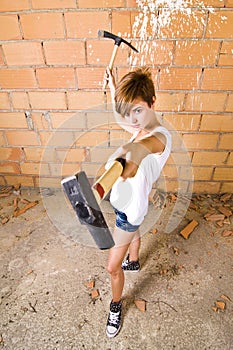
<box><xmin>91</xmin><ymin>289</ymin><xmax>99</xmax><ymax>299</ymax></box>
<box><xmin>85</xmin><ymin>280</ymin><xmax>95</xmax><ymax>289</ymax></box>
<box><xmin>205</xmin><ymin>214</ymin><xmax>225</xmax><ymax>222</ymax></box>
<box><xmin>218</xmin><ymin>206</ymin><xmax>232</xmax><ymax>217</ymax></box>
<box><xmin>220</xmin><ymin>193</ymin><xmax>232</xmax><ymax>202</ymax></box>
<box><xmin>222</xmin><ymin>230</ymin><xmax>233</xmax><ymax>237</ymax></box>
<box><xmin>215</xmin><ymin>301</ymin><xmax>226</xmax><ymax>311</ymax></box>
<box><xmin>180</xmin><ymin>220</ymin><xmax>199</xmax><ymax>239</ymax></box>
<box><xmin>134</xmin><ymin>299</ymin><xmax>146</xmax><ymax>312</ymax></box>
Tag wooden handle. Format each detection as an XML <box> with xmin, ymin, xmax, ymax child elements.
<box><xmin>92</xmin><ymin>158</ymin><xmax>125</xmax><ymax>201</ymax></box>
<box><xmin>103</xmin><ymin>45</ymin><xmax>119</xmax><ymax>90</ymax></box>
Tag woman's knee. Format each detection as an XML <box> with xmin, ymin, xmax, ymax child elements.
<box><xmin>106</xmin><ymin>262</ymin><xmax>121</xmax><ymax>276</ymax></box>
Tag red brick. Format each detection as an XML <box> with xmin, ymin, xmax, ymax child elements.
<box><xmin>24</xmin><ymin>148</ymin><xmax>57</xmax><ymax>162</ymax></box>
<box><xmin>20</xmin><ymin>13</ymin><xmax>65</xmax><ymax>39</ymax></box>
<box><xmin>78</xmin><ymin>0</ymin><xmax>124</xmax><ymax>7</ymax></box>
<box><xmin>155</xmin><ymin>92</ymin><xmax>185</xmax><ymax>112</ymax></box>
<box><xmin>67</xmin><ymin>91</ymin><xmax>104</xmax><ymax>110</ymax></box>
<box><xmin>0</xmin><ymin>131</ymin><xmax>6</xmax><ymax>146</ymax></box>
<box><xmin>77</xmin><ymin>67</ymin><xmax>105</xmax><ymax>89</ymax></box>
<box><xmin>43</xmin><ymin>41</ymin><xmax>86</xmax><ymax>65</ymax></box>
<box><xmin>214</xmin><ymin>167</ymin><xmax>233</xmax><ymax>181</ymax></box>
<box><xmin>50</xmin><ymin>162</ymin><xmax>79</xmax><ymax>176</ymax></box>
<box><xmin>0</xmin><ymin>0</ymin><xmax>30</xmax><ymax>11</ymax></box>
<box><xmin>31</xmin><ymin>0</ymin><xmax>77</xmax><ymax>9</ymax></box>
<box><xmin>0</xmin><ymin>92</ymin><xmax>10</xmax><ymax>109</ymax></box>
<box><xmin>206</xmin><ymin>11</ymin><xmax>233</xmax><ymax>38</ymax></box>
<box><xmin>135</xmin><ymin>41</ymin><xmax>174</xmax><ymax>66</ymax></box>
<box><xmin>221</xmin><ymin>182</ymin><xmax>233</xmax><ymax>193</ymax></box>
<box><xmin>183</xmin><ymin>134</ymin><xmax>219</xmax><ymax>150</ymax></box>
<box><xmin>90</xmin><ymin>147</ymin><xmax>114</xmax><ymax>163</ymax></box>
<box><xmin>0</xmin><ymin>112</ymin><xmax>28</xmax><ymax>128</ymax></box>
<box><xmin>158</xmin><ymin>11</ymin><xmax>205</xmax><ymax>39</ymax></box>
<box><xmin>3</xmin><ymin>42</ymin><xmax>44</xmax><ymax>66</ymax></box>
<box><xmin>227</xmin><ymin>152</ymin><xmax>233</xmax><ymax>165</ymax></box>
<box><xmin>174</xmin><ymin>40</ymin><xmax>220</xmax><ymax>66</ymax></box>
<box><xmin>163</xmin><ymin>114</ymin><xmax>200</xmax><ymax>131</ymax></box>
<box><xmin>202</xmin><ymin>68</ymin><xmax>233</xmax><ymax>91</ymax></box>
<box><xmin>192</xmin><ymin>152</ymin><xmax>228</xmax><ymax>166</ymax></box>
<box><xmin>75</xmin><ymin>131</ymin><xmax>108</xmax><ymax>146</ymax></box>
<box><xmin>226</xmin><ymin>0</ymin><xmax>233</xmax><ymax>7</ymax></box>
<box><xmin>40</xmin><ymin>131</ymin><xmax>75</xmax><ymax>147</ymax></box>
<box><xmin>5</xmin><ymin>130</ymin><xmax>40</xmax><ymax>146</ymax></box>
<box><xmin>36</xmin><ymin>68</ymin><xmax>76</xmax><ymax>89</ymax></box>
<box><xmin>192</xmin><ymin>167</ymin><xmax>214</xmax><ymax>180</ymax></box>
<box><xmin>112</xmin><ymin>11</ymin><xmax>132</xmax><ymax>36</ymax></box>
<box><xmin>185</xmin><ymin>92</ymin><xmax>227</xmax><ymax>112</ymax></box>
<box><xmin>193</xmin><ymin>182</ymin><xmax>221</xmax><ymax>194</ymax></box>
<box><xmin>200</xmin><ymin>115</ymin><xmax>233</xmax><ymax>132</ymax></box>
<box><xmin>0</xmin><ymin>68</ymin><xmax>37</xmax><ymax>88</ymax></box>
<box><xmin>87</xmin><ymin>112</ymin><xmax>112</xmax><ymax>130</ymax></box>
<box><xmin>50</xmin><ymin>112</ymin><xmax>86</xmax><ymax>129</ymax></box>
<box><xmin>4</xmin><ymin>175</ymin><xmax>34</xmax><ymax>187</ymax></box>
<box><xmin>0</xmin><ymin>162</ymin><xmax>20</xmax><ymax>174</ymax></box>
<box><xmin>159</xmin><ymin>68</ymin><xmax>202</xmax><ymax>90</ymax></box>
<box><xmin>0</xmin><ymin>15</ymin><xmax>21</xmax><ymax>40</ymax></box>
<box><xmin>218</xmin><ymin>134</ymin><xmax>233</xmax><ymax>149</ymax></box>
<box><xmin>126</xmin><ymin>0</ymin><xmax>137</xmax><ymax>6</ymax></box>
<box><xmin>65</xmin><ymin>12</ymin><xmax>110</xmax><ymax>38</ymax></box>
<box><xmin>86</xmin><ymin>40</ymin><xmax>128</xmax><ymax>66</ymax></box>
<box><xmin>0</xmin><ymin>147</ymin><xmax>23</xmax><ymax>161</ymax></box>
<box><xmin>56</xmin><ymin>148</ymin><xmax>86</xmax><ymax>162</ymax></box>
<box><xmin>226</xmin><ymin>94</ymin><xmax>233</xmax><ymax>112</ymax></box>
<box><xmin>219</xmin><ymin>41</ymin><xmax>233</xmax><ymax>66</ymax></box>
<box><xmin>35</xmin><ymin>176</ymin><xmax>62</xmax><ymax>188</ymax></box>
<box><xmin>11</xmin><ymin>92</ymin><xmax>30</xmax><ymax>109</ymax></box>
<box><xmin>21</xmin><ymin>162</ymin><xmax>50</xmax><ymax>176</ymax></box>
<box><xmin>0</xmin><ymin>47</ymin><xmax>5</xmax><ymax>66</ymax></box>
<box><xmin>31</xmin><ymin>113</ymin><xmax>51</xmax><ymax>131</ymax></box>
<box><xmin>28</xmin><ymin>92</ymin><xmax>67</xmax><ymax>110</ymax></box>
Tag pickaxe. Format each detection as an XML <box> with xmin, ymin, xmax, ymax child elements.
<box><xmin>98</xmin><ymin>30</ymin><xmax>138</xmax><ymax>89</ymax></box>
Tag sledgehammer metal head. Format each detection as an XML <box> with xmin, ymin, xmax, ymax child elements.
<box><xmin>61</xmin><ymin>158</ymin><xmax>126</xmax><ymax>250</ymax></box>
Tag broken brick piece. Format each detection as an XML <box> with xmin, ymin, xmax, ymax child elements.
<box><xmin>134</xmin><ymin>299</ymin><xmax>146</xmax><ymax>312</ymax></box>
<box><xmin>220</xmin><ymin>193</ymin><xmax>232</xmax><ymax>202</ymax></box>
<box><xmin>180</xmin><ymin>220</ymin><xmax>199</xmax><ymax>239</ymax></box>
<box><xmin>218</xmin><ymin>206</ymin><xmax>232</xmax><ymax>217</ymax></box>
<box><xmin>86</xmin><ymin>280</ymin><xmax>95</xmax><ymax>289</ymax></box>
<box><xmin>222</xmin><ymin>230</ymin><xmax>233</xmax><ymax>237</ymax></box>
<box><xmin>91</xmin><ymin>289</ymin><xmax>99</xmax><ymax>299</ymax></box>
<box><xmin>1</xmin><ymin>217</ymin><xmax>9</xmax><ymax>225</ymax></box>
<box><xmin>215</xmin><ymin>301</ymin><xmax>226</xmax><ymax>311</ymax></box>
<box><xmin>205</xmin><ymin>214</ymin><xmax>225</xmax><ymax>222</ymax></box>
<box><xmin>13</xmin><ymin>201</ymin><xmax>38</xmax><ymax>217</ymax></box>
<box><xmin>220</xmin><ymin>294</ymin><xmax>231</xmax><ymax>302</ymax></box>
<box><xmin>150</xmin><ymin>228</ymin><xmax>157</xmax><ymax>234</ymax></box>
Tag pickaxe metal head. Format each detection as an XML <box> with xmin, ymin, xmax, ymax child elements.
<box><xmin>98</xmin><ymin>30</ymin><xmax>139</xmax><ymax>53</ymax></box>
<box><xmin>98</xmin><ymin>30</ymin><xmax>139</xmax><ymax>89</ymax></box>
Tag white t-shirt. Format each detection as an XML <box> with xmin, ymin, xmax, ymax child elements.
<box><xmin>109</xmin><ymin>126</ymin><xmax>172</xmax><ymax>226</ymax></box>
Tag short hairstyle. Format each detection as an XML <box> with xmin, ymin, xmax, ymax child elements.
<box><xmin>114</xmin><ymin>66</ymin><xmax>155</xmax><ymax>117</ymax></box>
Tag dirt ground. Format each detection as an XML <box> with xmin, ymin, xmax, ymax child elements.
<box><xmin>0</xmin><ymin>186</ymin><xmax>232</xmax><ymax>350</ymax></box>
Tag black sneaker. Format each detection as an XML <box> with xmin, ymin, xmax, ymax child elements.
<box><xmin>106</xmin><ymin>300</ymin><xmax>122</xmax><ymax>338</ymax></box>
<box><xmin>122</xmin><ymin>254</ymin><xmax>140</xmax><ymax>272</ymax></box>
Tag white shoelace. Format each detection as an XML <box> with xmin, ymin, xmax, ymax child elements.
<box><xmin>109</xmin><ymin>311</ymin><xmax>120</xmax><ymax>325</ymax></box>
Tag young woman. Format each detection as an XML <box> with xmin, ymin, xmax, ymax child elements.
<box><xmin>104</xmin><ymin>67</ymin><xmax>172</xmax><ymax>338</ymax></box>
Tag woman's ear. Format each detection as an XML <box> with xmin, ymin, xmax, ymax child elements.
<box><xmin>152</xmin><ymin>96</ymin><xmax>156</xmax><ymax>105</ymax></box>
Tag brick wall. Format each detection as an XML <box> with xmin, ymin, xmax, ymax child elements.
<box><xmin>0</xmin><ymin>0</ymin><xmax>232</xmax><ymax>193</ymax></box>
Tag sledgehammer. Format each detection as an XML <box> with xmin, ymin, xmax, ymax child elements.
<box><xmin>61</xmin><ymin>158</ymin><xmax>125</xmax><ymax>250</ymax></box>
<box><xmin>98</xmin><ymin>30</ymin><xmax>138</xmax><ymax>89</ymax></box>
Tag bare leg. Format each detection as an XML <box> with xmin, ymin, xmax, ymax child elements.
<box><xmin>107</xmin><ymin>226</ymin><xmax>139</xmax><ymax>302</ymax></box>
<box><xmin>128</xmin><ymin>230</ymin><xmax>140</xmax><ymax>261</ymax></box>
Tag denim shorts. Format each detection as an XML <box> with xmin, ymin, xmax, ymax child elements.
<box><xmin>114</xmin><ymin>208</ymin><xmax>140</xmax><ymax>232</ymax></box>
